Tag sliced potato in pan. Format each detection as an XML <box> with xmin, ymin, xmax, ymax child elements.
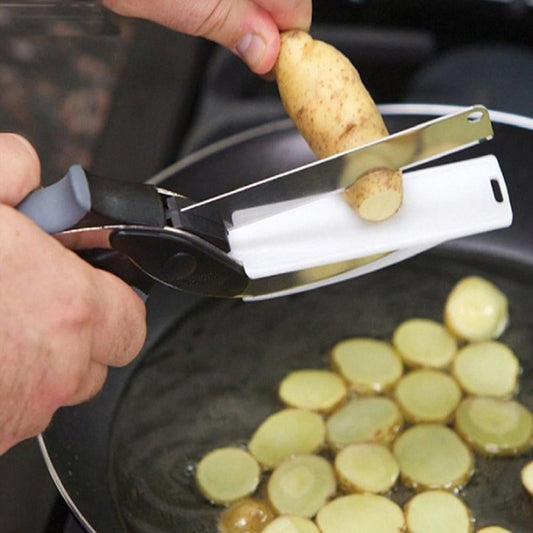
<box><xmin>393</xmin><ymin>424</ymin><xmax>474</xmax><ymax>491</ymax></box>
<box><xmin>394</xmin><ymin>369</ymin><xmax>462</xmax><ymax>424</ymax></box>
<box><xmin>326</xmin><ymin>396</ymin><xmax>403</xmax><ymax>451</ymax></box>
<box><xmin>262</xmin><ymin>515</ymin><xmax>320</xmax><ymax>533</ymax></box>
<box><xmin>266</xmin><ymin>454</ymin><xmax>336</xmax><ymax>518</ymax></box>
<box><xmin>279</xmin><ymin>369</ymin><xmax>348</xmax><ymax>413</ymax></box>
<box><xmin>444</xmin><ymin>276</ymin><xmax>509</xmax><ymax>342</ymax></box>
<box><xmin>334</xmin><ymin>442</ymin><xmax>399</xmax><ymax>494</ymax></box>
<box><xmin>392</xmin><ymin>318</ymin><xmax>457</xmax><ymax>369</ymax></box>
<box><xmin>454</xmin><ymin>397</ymin><xmax>533</xmax><ymax>456</ymax></box>
<box><xmin>452</xmin><ymin>341</ymin><xmax>520</xmax><ymax>398</ymax></box>
<box><xmin>316</xmin><ymin>494</ymin><xmax>405</xmax><ymax>533</ymax></box>
<box><xmin>249</xmin><ymin>409</ymin><xmax>326</xmax><ymax>469</ymax></box>
<box><xmin>404</xmin><ymin>490</ymin><xmax>474</xmax><ymax>533</ymax></box>
<box><xmin>195</xmin><ymin>447</ymin><xmax>260</xmax><ymax>505</ymax></box>
<box><xmin>522</xmin><ymin>460</ymin><xmax>533</xmax><ymax>496</ymax></box>
<box><xmin>218</xmin><ymin>498</ymin><xmax>274</xmax><ymax>533</ymax></box>
<box><xmin>331</xmin><ymin>337</ymin><xmax>403</xmax><ymax>394</ymax></box>
<box><xmin>476</xmin><ymin>526</ymin><xmax>513</xmax><ymax>533</ymax></box>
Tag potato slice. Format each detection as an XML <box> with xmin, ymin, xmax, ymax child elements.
<box><xmin>394</xmin><ymin>369</ymin><xmax>462</xmax><ymax>424</ymax></box>
<box><xmin>248</xmin><ymin>409</ymin><xmax>326</xmax><ymax>469</ymax></box>
<box><xmin>262</xmin><ymin>516</ymin><xmax>320</xmax><ymax>533</ymax></box>
<box><xmin>393</xmin><ymin>424</ymin><xmax>474</xmax><ymax>491</ymax></box>
<box><xmin>218</xmin><ymin>498</ymin><xmax>274</xmax><ymax>533</ymax></box>
<box><xmin>331</xmin><ymin>338</ymin><xmax>403</xmax><ymax>394</ymax></box>
<box><xmin>266</xmin><ymin>454</ymin><xmax>336</xmax><ymax>518</ymax></box>
<box><xmin>404</xmin><ymin>490</ymin><xmax>474</xmax><ymax>533</ymax></box>
<box><xmin>326</xmin><ymin>397</ymin><xmax>403</xmax><ymax>451</ymax></box>
<box><xmin>444</xmin><ymin>276</ymin><xmax>509</xmax><ymax>342</ymax></box>
<box><xmin>522</xmin><ymin>460</ymin><xmax>533</xmax><ymax>496</ymax></box>
<box><xmin>195</xmin><ymin>447</ymin><xmax>260</xmax><ymax>505</ymax></box>
<box><xmin>452</xmin><ymin>341</ymin><xmax>520</xmax><ymax>398</ymax></box>
<box><xmin>455</xmin><ymin>397</ymin><xmax>533</xmax><ymax>456</ymax></box>
<box><xmin>316</xmin><ymin>494</ymin><xmax>405</xmax><ymax>533</ymax></box>
<box><xmin>334</xmin><ymin>443</ymin><xmax>399</xmax><ymax>494</ymax></box>
<box><xmin>392</xmin><ymin>318</ymin><xmax>457</xmax><ymax>369</ymax></box>
<box><xmin>279</xmin><ymin>369</ymin><xmax>348</xmax><ymax>413</ymax></box>
<box><xmin>274</xmin><ymin>30</ymin><xmax>403</xmax><ymax>222</ymax></box>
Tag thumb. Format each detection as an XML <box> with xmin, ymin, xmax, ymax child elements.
<box><xmin>104</xmin><ymin>0</ymin><xmax>280</xmax><ymax>74</ymax></box>
<box><xmin>0</xmin><ymin>134</ymin><xmax>41</xmax><ymax>206</ymax></box>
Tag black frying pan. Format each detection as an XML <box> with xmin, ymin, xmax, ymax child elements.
<box><xmin>40</xmin><ymin>106</ymin><xmax>533</xmax><ymax>532</ymax></box>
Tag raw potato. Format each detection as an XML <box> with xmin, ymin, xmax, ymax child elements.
<box><xmin>262</xmin><ymin>516</ymin><xmax>320</xmax><ymax>533</ymax></box>
<box><xmin>278</xmin><ymin>369</ymin><xmax>347</xmax><ymax>412</ymax></box>
<box><xmin>393</xmin><ymin>424</ymin><xmax>474</xmax><ymax>491</ymax></box>
<box><xmin>455</xmin><ymin>397</ymin><xmax>533</xmax><ymax>456</ymax></box>
<box><xmin>218</xmin><ymin>498</ymin><xmax>274</xmax><ymax>533</ymax></box>
<box><xmin>452</xmin><ymin>341</ymin><xmax>520</xmax><ymax>398</ymax></box>
<box><xmin>392</xmin><ymin>318</ymin><xmax>458</xmax><ymax>369</ymax></box>
<box><xmin>331</xmin><ymin>337</ymin><xmax>403</xmax><ymax>394</ymax></box>
<box><xmin>195</xmin><ymin>447</ymin><xmax>260</xmax><ymax>505</ymax></box>
<box><xmin>405</xmin><ymin>490</ymin><xmax>474</xmax><ymax>533</ymax></box>
<box><xmin>266</xmin><ymin>454</ymin><xmax>336</xmax><ymax>518</ymax></box>
<box><xmin>326</xmin><ymin>396</ymin><xmax>403</xmax><ymax>451</ymax></box>
<box><xmin>274</xmin><ymin>30</ymin><xmax>403</xmax><ymax>222</ymax></box>
<box><xmin>522</xmin><ymin>460</ymin><xmax>533</xmax><ymax>496</ymax></box>
<box><xmin>334</xmin><ymin>442</ymin><xmax>400</xmax><ymax>494</ymax></box>
<box><xmin>316</xmin><ymin>494</ymin><xmax>406</xmax><ymax>533</ymax></box>
<box><xmin>248</xmin><ymin>408</ymin><xmax>326</xmax><ymax>468</ymax></box>
<box><xmin>444</xmin><ymin>276</ymin><xmax>509</xmax><ymax>342</ymax></box>
<box><xmin>394</xmin><ymin>369</ymin><xmax>462</xmax><ymax>424</ymax></box>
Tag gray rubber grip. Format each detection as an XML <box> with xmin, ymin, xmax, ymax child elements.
<box><xmin>17</xmin><ymin>165</ymin><xmax>91</xmax><ymax>234</ymax></box>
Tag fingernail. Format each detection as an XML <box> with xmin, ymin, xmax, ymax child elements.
<box><xmin>236</xmin><ymin>33</ymin><xmax>266</xmax><ymax>68</ymax></box>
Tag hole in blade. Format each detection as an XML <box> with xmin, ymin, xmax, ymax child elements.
<box><xmin>467</xmin><ymin>110</ymin><xmax>484</xmax><ymax>123</ymax></box>
<box><xmin>490</xmin><ymin>179</ymin><xmax>504</xmax><ymax>203</ymax></box>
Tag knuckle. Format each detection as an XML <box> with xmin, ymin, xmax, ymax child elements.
<box><xmin>191</xmin><ymin>0</ymin><xmax>232</xmax><ymax>39</ymax></box>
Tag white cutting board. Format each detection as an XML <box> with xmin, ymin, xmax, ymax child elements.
<box><xmin>228</xmin><ymin>155</ymin><xmax>513</xmax><ymax>279</ymax></box>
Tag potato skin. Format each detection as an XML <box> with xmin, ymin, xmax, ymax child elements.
<box><xmin>274</xmin><ymin>31</ymin><xmax>402</xmax><ymax>222</ymax></box>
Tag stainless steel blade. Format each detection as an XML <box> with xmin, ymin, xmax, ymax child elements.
<box><xmin>181</xmin><ymin>105</ymin><xmax>493</xmax><ymax>229</ymax></box>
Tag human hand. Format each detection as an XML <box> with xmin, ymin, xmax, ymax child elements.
<box><xmin>0</xmin><ymin>134</ymin><xmax>146</xmax><ymax>454</ymax></box>
<box><xmin>102</xmin><ymin>0</ymin><xmax>312</xmax><ymax>74</ymax></box>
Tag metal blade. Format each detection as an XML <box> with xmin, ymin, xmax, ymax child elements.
<box><xmin>181</xmin><ymin>105</ymin><xmax>493</xmax><ymax>229</ymax></box>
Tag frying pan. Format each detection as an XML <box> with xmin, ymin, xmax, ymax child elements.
<box><xmin>40</xmin><ymin>105</ymin><xmax>533</xmax><ymax>532</ymax></box>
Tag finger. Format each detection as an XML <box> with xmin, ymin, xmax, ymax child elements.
<box><xmin>0</xmin><ymin>133</ymin><xmax>41</xmax><ymax>206</ymax></box>
<box><xmin>256</xmin><ymin>0</ymin><xmax>312</xmax><ymax>32</ymax></box>
<box><xmin>103</xmin><ymin>0</ymin><xmax>280</xmax><ymax>74</ymax></box>
<box><xmin>89</xmin><ymin>267</ymin><xmax>147</xmax><ymax>367</ymax></box>
<box><xmin>64</xmin><ymin>360</ymin><xmax>108</xmax><ymax>406</ymax></box>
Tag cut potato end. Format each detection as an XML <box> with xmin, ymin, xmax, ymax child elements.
<box><xmin>394</xmin><ymin>369</ymin><xmax>462</xmax><ymax>424</ymax></box>
<box><xmin>262</xmin><ymin>516</ymin><xmax>320</xmax><ymax>533</ymax></box>
<box><xmin>392</xmin><ymin>318</ymin><xmax>457</xmax><ymax>369</ymax></box>
<box><xmin>452</xmin><ymin>341</ymin><xmax>520</xmax><ymax>398</ymax></box>
<box><xmin>195</xmin><ymin>447</ymin><xmax>260</xmax><ymax>505</ymax></box>
<box><xmin>444</xmin><ymin>276</ymin><xmax>509</xmax><ymax>342</ymax></box>
<box><xmin>334</xmin><ymin>442</ymin><xmax>399</xmax><ymax>494</ymax></box>
<box><xmin>331</xmin><ymin>337</ymin><xmax>403</xmax><ymax>394</ymax></box>
<box><xmin>218</xmin><ymin>498</ymin><xmax>274</xmax><ymax>533</ymax></box>
<box><xmin>274</xmin><ymin>30</ymin><xmax>403</xmax><ymax>222</ymax></box>
<box><xmin>248</xmin><ymin>409</ymin><xmax>326</xmax><ymax>469</ymax></box>
<box><xmin>455</xmin><ymin>397</ymin><xmax>533</xmax><ymax>456</ymax></box>
<box><xmin>326</xmin><ymin>396</ymin><xmax>403</xmax><ymax>451</ymax></box>
<box><xmin>522</xmin><ymin>460</ymin><xmax>533</xmax><ymax>496</ymax></box>
<box><xmin>405</xmin><ymin>490</ymin><xmax>474</xmax><ymax>533</ymax></box>
<box><xmin>393</xmin><ymin>424</ymin><xmax>474</xmax><ymax>491</ymax></box>
<box><xmin>316</xmin><ymin>494</ymin><xmax>405</xmax><ymax>533</ymax></box>
<box><xmin>344</xmin><ymin>169</ymin><xmax>403</xmax><ymax>222</ymax></box>
<box><xmin>267</xmin><ymin>454</ymin><xmax>336</xmax><ymax>518</ymax></box>
<box><xmin>279</xmin><ymin>369</ymin><xmax>347</xmax><ymax>413</ymax></box>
